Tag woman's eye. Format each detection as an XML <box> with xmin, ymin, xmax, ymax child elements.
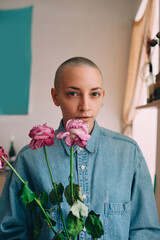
<box><xmin>68</xmin><ymin>92</ymin><xmax>78</xmax><ymax>96</ymax></box>
<box><xmin>91</xmin><ymin>92</ymin><xmax>100</xmax><ymax>97</ymax></box>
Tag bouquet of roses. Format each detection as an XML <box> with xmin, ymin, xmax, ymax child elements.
<box><xmin>0</xmin><ymin>119</ymin><xmax>104</xmax><ymax>240</ymax></box>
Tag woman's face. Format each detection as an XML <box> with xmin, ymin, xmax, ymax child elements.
<box><xmin>51</xmin><ymin>65</ymin><xmax>105</xmax><ymax>133</ymax></box>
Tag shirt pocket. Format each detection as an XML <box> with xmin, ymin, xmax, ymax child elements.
<box><xmin>103</xmin><ymin>202</ymin><xmax>131</xmax><ymax>240</ymax></box>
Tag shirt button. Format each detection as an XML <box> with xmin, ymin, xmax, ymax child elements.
<box><xmin>81</xmin><ymin>165</ymin><xmax>86</xmax><ymax>170</ymax></box>
<box><xmin>79</xmin><ymin>147</ymin><xmax>84</xmax><ymax>151</ymax></box>
<box><xmin>82</xmin><ymin>194</ymin><xmax>87</xmax><ymax>200</ymax></box>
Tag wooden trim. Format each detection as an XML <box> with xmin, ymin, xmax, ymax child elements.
<box><xmin>136</xmin><ymin>99</ymin><xmax>160</xmax><ymax>109</ymax></box>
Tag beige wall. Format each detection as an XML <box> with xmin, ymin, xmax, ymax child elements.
<box><xmin>0</xmin><ymin>0</ymin><xmax>141</xmax><ymax>154</ymax></box>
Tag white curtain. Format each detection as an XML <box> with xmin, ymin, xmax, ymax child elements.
<box><xmin>122</xmin><ymin>0</ymin><xmax>155</xmax><ymax>136</ymax></box>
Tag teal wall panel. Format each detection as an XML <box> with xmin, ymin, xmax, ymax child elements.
<box><xmin>0</xmin><ymin>6</ymin><xmax>33</xmax><ymax>115</ymax></box>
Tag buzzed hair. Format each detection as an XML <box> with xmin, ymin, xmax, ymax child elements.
<box><xmin>54</xmin><ymin>57</ymin><xmax>102</xmax><ymax>90</ymax></box>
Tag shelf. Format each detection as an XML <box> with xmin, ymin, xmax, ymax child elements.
<box><xmin>136</xmin><ymin>99</ymin><xmax>160</xmax><ymax>109</ymax></box>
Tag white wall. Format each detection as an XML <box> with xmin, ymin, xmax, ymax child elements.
<box><xmin>0</xmin><ymin>0</ymin><xmax>141</xmax><ymax>154</ymax></box>
<box><xmin>133</xmin><ymin>108</ymin><xmax>158</xmax><ymax>185</ymax></box>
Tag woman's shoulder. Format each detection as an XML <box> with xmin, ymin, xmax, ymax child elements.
<box><xmin>100</xmin><ymin>126</ymin><xmax>140</xmax><ymax>150</ymax></box>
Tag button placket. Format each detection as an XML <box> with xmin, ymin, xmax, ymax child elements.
<box><xmin>82</xmin><ymin>194</ymin><xmax>87</xmax><ymax>200</ymax></box>
<box><xmin>77</xmin><ymin>148</ymin><xmax>90</xmax><ymax>239</ymax></box>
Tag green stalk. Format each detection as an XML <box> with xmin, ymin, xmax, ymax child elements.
<box><xmin>43</xmin><ymin>146</ymin><xmax>55</xmax><ymax>184</ymax></box>
<box><xmin>2</xmin><ymin>156</ymin><xmax>57</xmax><ymax>234</ymax></box>
<box><xmin>34</xmin><ymin>198</ymin><xmax>56</xmax><ymax>234</ymax></box>
<box><xmin>70</xmin><ymin>146</ymin><xmax>74</xmax><ymax>203</ymax></box>
<box><xmin>43</xmin><ymin>146</ymin><xmax>70</xmax><ymax>239</ymax></box>
<box><xmin>2</xmin><ymin>156</ymin><xmax>25</xmax><ymax>184</ymax></box>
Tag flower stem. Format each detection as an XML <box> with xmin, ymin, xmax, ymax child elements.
<box><xmin>34</xmin><ymin>198</ymin><xmax>56</xmax><ymax>234</ymax></box>
<box><xmin>43</xmin><ymin>146</ymin><xmax>55</xmax><ymax>184</ymax></box>
<box><xmin>43</xmin><ymin>146</ymin><xmax>70</xmax><ymax>239</ymax></box>
<box><xmin>2</xmin><ymin>156</ymin><xmax>25</xmax><ymax>184</ymax></box>
<box><xmin>2</xmin><ymin>155</ymin><xmax>57</xmax><ymax>235</ymax></box>
<box><xmin>70</xmin><ymin>146</ymin><xmax>74</xmax><ymax>203</ymax></box>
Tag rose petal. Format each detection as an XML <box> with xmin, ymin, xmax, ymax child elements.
<box><xmin>65</xmin><ymin>135</ymin><xmax>75</xmax><ymax>147</ymax></box>
<box><xmin>56</xmin><ymin>119</ymin><xmax>91</xmax><ymax>147</ymax></box>
<box><xmin>0</xmin><ymin>147</ymin><xmax>7</xmax><ymax>170</ymax></box>
<box><xmin>29</xmin><ymin>124</ymin><xmax>55</xmax><ymax>150</ymax></box>
<box><xmin>56</xmin><ymin>131</ymin><xmax>70</xmax><ymax>140</ymax></box>
<box><xmin>78</xmin><ymin>133</ymin><xmax>91</xmax><ymax>141</ymax></box>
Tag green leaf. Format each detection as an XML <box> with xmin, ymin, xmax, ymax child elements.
<box><xmin>67</xmin><ymin>211</ymin><xmax>85</xmax><ymax>238</ymax></box>
<box><xmin>43</xmin><ymin>211</ymin><xmax>56</xmax><ymax>227</ymax></box>
<box><xmin>70</xmin><ymin>200</ymin><xmax>88</xmax><ymax>218</ymax></box>
<box><xmin>64</xmin><ymin>183</ymin><xmax>83</xmax><ymax>206</ymax></box>
<box><xmin>33</xmin><ymin>213</ymin><xmax>42</xmax><ymax>240</ymax></box>
<box><xmin>18</xmin><ymin>181</ymin><xmax>36</xmax><ymax>204</ymax></box>
<box><xmin>52</xmin><ymin>230</ymin><xmax>66</xmax><ymax>240</ymax></box>
<box><xmin>39</xmin><ymin>191</ymin><xmax>48</xmax><ymax>206</ymax></box>
<box><xmin>85</xmin><ymin>210</ymin><xmax>104</xmax><ymax>239</ymax></box>
<box><xmin>27</xmin><ymin>191</ymin><xmax>48</xmax><ymax>212</ymax></box>
<box><xmin>48</xmin><ymin>206</ymin><xmax>56</xmax><ymax>212</ymax></box>
<box><xmin>49</xmin><ymin>183</ymin><xmax>64</xmax><ymax>205</ymax></box>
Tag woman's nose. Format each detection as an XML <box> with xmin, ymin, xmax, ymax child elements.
<box><xmin>78</xmin><ymin>96</ymin><xmax>90</xmax><ymax>112</ymax></box>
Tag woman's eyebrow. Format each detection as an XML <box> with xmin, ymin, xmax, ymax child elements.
<box><xmin>66</xmin><ymin>86</ymin><xmax>102</xmax><ymax>91</ymax></box>
<box><xmin>66</xmin><ymin>86</ymin><xmax>80</xmax><ymax>90</ymax></box>
<box><xmin>91</xmin><ymin>87</ymin><xmax>102</xmax><ymax>91</ymax></box>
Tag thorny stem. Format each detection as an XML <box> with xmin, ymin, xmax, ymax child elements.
<box><xmin>2</xmin><ymin>156</ymin><xmax>25</xmax><ymax>184</ymax></box>
<box><xmin>34</xmin><ymin>198</ymin><xmax>56</xmax><ymax>234</ymax></box>
<box><xmin>2</xmin><ymin>155</ymin><xmax>57</xmax><ymax>234</ymax></box>
<box><xmin>43</xmin><ymin>146</ymin><xmax>70</xmax><ymax>239</ymax></box>
<box><xmin>70</xmin><ymin>146</ymin><xmax>74</xmax><ymax>204</ymax></box>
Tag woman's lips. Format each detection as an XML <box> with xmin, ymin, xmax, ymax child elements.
<box><xmin>76</xmin><ymin>117</ymin><xmax>91</xmax><ymax>122</ymax></box>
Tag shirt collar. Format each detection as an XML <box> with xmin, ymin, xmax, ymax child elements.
<box><xmin>55</xmin><ymin>120</ymin><xmax>101</xmax><ymax>155</ymax></box>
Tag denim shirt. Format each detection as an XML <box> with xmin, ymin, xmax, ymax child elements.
<box><xmin>0</xmin><ymin>121</ymin><xmax>160</xmax><ymax>239</ymax></box>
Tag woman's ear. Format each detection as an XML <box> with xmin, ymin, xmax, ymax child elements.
<box><xmin>51</xmin><ymin>88</ymin><xmax>60</xmax><ymax>106</ymax></box>
<box><xmin>102</xmin><ymin>89</ymin><xmax>105</xmax><ymax>98</ymax></box>
<box><xmin>101</xmin><ymin>89</ymin><xmax>105</xmax><ymax>107</ymax></box>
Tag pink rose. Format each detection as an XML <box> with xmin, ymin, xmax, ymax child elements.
<box><xmin>29</xmin><ymin>123</ymin><xmax>55</xmax><ymax>150</ymax></box>
<box><xmin>0</xmin><ymin>146</ymin><xmax>8</xmax><ymax>170</ymax></box>
<box><xmin>56</xmin><ymin>119</ymin><xmax>91</xmax><ymax>147</ymax></box>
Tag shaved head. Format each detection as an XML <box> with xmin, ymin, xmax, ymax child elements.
<box><xmin>54</xmin><ymin>57</ymin><xmax>103</xmax><ymax>90</ymax></box>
